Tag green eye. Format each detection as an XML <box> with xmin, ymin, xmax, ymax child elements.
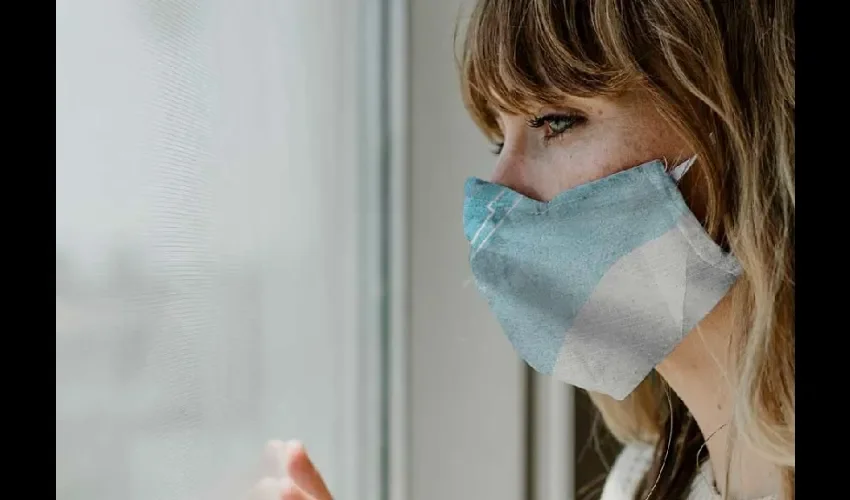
<box><xmin>527</xmin><ymin>113</ymin><xmax>584</xmax><ymax>140</ymax></box>
<box><xmin>548</xmin><ymin>116</ymin><xmax>574</xmax><ymax>134</ymax></box>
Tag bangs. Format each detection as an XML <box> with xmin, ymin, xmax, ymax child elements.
<box><xmin>459</xmin><ymin>0</ymin><xmax>640</xmax><ymax>140</ymax></box>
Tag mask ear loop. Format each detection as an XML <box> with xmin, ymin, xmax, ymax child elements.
<box><xmin>669</xmin><ymin>155</ymin><xmax>697</xmax><ymax>183</ymax></box>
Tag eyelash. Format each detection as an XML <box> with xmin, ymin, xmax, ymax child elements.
<box><xmin>527</xmin><ymin>113</ymin><xmax>584</xmax><ymax>141</ymax></box>
<box><xmin>490</xmin><ymin>113</ymin><xmax>585</xmax><ymax>155</ymax></box>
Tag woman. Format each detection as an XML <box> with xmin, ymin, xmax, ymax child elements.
<box><xmin>250</xmin><ymin>0</ymin><xmax>795</xmax><ymax>499</ymax></box>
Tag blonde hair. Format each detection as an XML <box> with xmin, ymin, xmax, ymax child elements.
<box><xmin>458</xmin><ymin>0</ymin><xmax>795</xmax><ymax>498</ymax></box>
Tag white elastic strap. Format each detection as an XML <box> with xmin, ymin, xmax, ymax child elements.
<box><xmin>670</xmin><ymin>155</ymin><xmax>697</xmax><ymax>182</ymax></box>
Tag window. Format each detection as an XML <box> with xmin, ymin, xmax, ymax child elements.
<box><xmin>56</xmin><ymin>1</ymin><xmax>383</xmax><ymax>498</ymax></box>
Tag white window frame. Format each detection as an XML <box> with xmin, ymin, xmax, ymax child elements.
<box><xmin>339</xmin><ymin>0</ymin><xmax>392</xmax><ymax>498</ymax></box>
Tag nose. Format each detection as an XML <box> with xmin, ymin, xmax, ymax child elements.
<box><xmin>490</xmin><ymin>147</ymin><xmax>543</xmax><ymax>201</ymax></box>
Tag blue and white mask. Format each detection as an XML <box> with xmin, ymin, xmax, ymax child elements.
<box><xmin>462</xmin><ymin>158</ymin><xmax>741</xmax><ymax>400</ymax></box>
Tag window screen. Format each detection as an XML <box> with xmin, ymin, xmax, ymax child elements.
<box><xmin>56</xmin><ymin>1</ymin><xmax>382</xmax><ymax>498</ymax></box>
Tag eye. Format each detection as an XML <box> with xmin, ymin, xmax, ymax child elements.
<box><xmin>491</xmin><ymin>142</ymin><xmax>504</xmax><ymax>156</ymax></box>
<box><xmin>547</xmin><ymin>116</ymin><xmax>574</xmax><ymax>134</ymax></box>
<box><xmin>527</xmin><ymin>113</ymin><xmax>584</xmax><ymax>140</ymax></box>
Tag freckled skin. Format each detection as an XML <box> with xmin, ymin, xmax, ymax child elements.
<box><xmin>491</xmin><ymin>92</ymin><xmax>693</xmax><ymax>201</ymax></box>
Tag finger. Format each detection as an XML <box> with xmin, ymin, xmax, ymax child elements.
<box><xmin>245</xmin><ymin>476</ymin><xmax>313</xmax><ymax>500</ymax></box>
<box><xmin>245</xmin><ymin>477</ymin><xmax>284</xmax><ymax>500</ymax></box>
<box><xmin>280</xmin><ymin>476</ymin><xmax>314</xmax><ymax>500</ymax></box>
<box><xmin>262</xmin><ymin>440</ymin><xmax>289</xmax><ymax>478</ymax></box>
<box><xmin>284</xmin><ymin>441</ymin><xmax>333</xmax><ymax>500</ymax></box>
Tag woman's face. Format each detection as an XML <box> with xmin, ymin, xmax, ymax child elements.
<box><xmin>490</xmin><ymin>91</ymin><xmax>693</xmax><ymax>201</ymax></box>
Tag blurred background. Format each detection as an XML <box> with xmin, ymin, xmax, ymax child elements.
<box><xmin>55</xmin><ymin>0</ymin><xmax>619</xmax><ymax>499</ymax></box>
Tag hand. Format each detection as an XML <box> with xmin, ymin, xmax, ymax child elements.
<box><xmin>246</xmin><ymin>440</ymin><xmax>333</xmax><ymax>500</ymax></box>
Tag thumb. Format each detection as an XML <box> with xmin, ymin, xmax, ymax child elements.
<box><xmin>282</xmin><ymin>441</ymin><xmax>333</xmax><ymax>500</ymax></box>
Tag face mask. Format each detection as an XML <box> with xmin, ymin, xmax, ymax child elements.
<box><xmin>462</xmin><ymin>159</ymin><xmax>741</xmax><ymax>400</ymax></box>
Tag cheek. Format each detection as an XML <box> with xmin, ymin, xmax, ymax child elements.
<box><xmin>513</xmin><ymin>102</ymin><xmax>689</xmax><ymax>201</ymax></box>
<box><xmin>530</xmin><ymin>139</ymin><xmax>636</xmax><ymax>197</ymax></box>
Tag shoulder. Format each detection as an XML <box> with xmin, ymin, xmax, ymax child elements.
<box><xmin>599</xmin><ymin>442</ymin><xmax>655</xmax><ymax>500</ymax></box>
